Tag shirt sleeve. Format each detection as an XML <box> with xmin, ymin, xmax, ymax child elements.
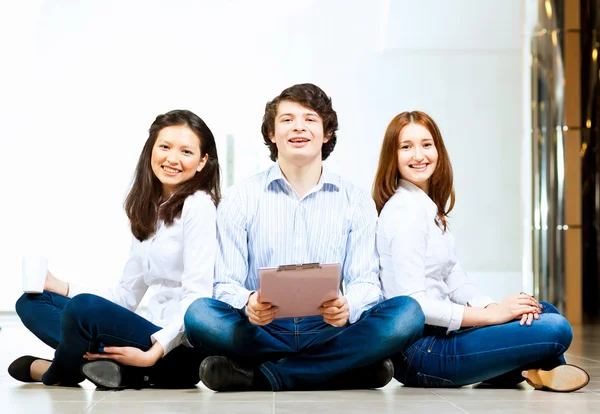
<box><xmin>343</xmin><ymin>191</ymin><xmax>383</xmax><ymax>324</ymax></box>
<box><xmin>382</xmin><ymin>203</ymin><xmax>465</xmax><ymax>332</ymax></box>
<box><xmin>68</xmin><ymin>236</ymin><xmax>149</xmax><ymax>312</ymax></box>
<box><xmin>446</xmin><ymin>261</ymin><xmax>495</xmax><ymax>308</ymax></box>
<box><xmin>151</xmin><ymin>192</ymin><xmax>217</xmax><ymax>356</ymax></box>
<box><xmin>213</xmin><ymin>189</ymin><xmax>253</xmax><ymax>309</ymax></box>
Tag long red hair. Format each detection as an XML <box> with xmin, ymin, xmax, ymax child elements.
<box><xmin>372</xmin><ymin>111</ymin><xmax>455</xmax><ymax>230</ymax></box>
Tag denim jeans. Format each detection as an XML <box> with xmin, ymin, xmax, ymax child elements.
<box><xmin>16</xmin><ymin>291</ymin><xmax>202</xmax><ymax>386</ymax></box>
<box><xmin>393</xmin><ymin>302</ymin><xmax>572</xmax><ymax>387</ymax></box>
<box><xmin>184</xmin><ymin>295</ymin><xmax>425</xmax><ymax>391</ymax></box>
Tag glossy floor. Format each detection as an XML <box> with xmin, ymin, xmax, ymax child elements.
<box><xmin>1</xmin><ymin>315</ymin><xmax>599</xmax><ymax>414</ymax></box>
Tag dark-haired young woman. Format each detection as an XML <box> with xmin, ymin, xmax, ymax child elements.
<box><xmin>9</xmin><ymin>109</ymin><xmax>221</xmax><ymax>388</ymax></box>
<box><xmin>373</xmin><ymin>110</ymin><xmax>589</xmax><ymax>392</ymax></box>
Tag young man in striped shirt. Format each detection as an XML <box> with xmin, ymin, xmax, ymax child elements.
<box><xmin>184</xmin><ymin>83</ymin><xmax>424</xmax><ymax>391</ymax></box>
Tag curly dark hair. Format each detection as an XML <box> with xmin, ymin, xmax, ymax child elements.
<box><xmin>261</xmin><ymin>83</ymin><xmax>338</xmax><ymax>161</ymax></box>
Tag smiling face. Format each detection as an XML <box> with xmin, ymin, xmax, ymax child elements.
<box><xmin>269</xmin><ymin>100</ymin><xmax>330</xmax><ymax>167</ymax></box>
<box><xmin>397</xmin><ymin>122</ymin><xmax>438</xmax><ymax>193</ymax></box>
<box><xmin>150</xmin><ymin>125</ymin><xmax>207</xmax><ymax>197</ymax></box>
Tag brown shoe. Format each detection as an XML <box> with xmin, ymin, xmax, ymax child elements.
<box><xmin>522</xmin><ymin>364</ymin><xmax>590</xmax><ymax>392</ymax></box>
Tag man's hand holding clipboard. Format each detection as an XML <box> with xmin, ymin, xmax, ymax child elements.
<box><xmin>248</xmin><ymin>263</ymin><xmax>342</xmax><ymax>326</ymax></box>
<box><xmin>319</xmin><ymin>297</ymin><xmax>350</xmax><ymax>327</ymax></box>
<box><xmin>246</xmin><ymin>291</ymin><xmax>279</xmax><ymax>326</ymax></box>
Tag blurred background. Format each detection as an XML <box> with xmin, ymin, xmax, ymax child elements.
<box><xmin>0</xmin><ymin>0</ymin><xmax>596</xmax><ymax>325</ymax></box>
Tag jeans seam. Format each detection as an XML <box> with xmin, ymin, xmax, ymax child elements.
<box><xmin>415</xmin><ymin>341</ymin><xmax>567</xmax><ymax>357</ymax></box>
<box><xmin>306</xmin><ymin>298</ymin><xmax>397</xmax><ymax>349</ymax></box>
<box><xmin>260</xmin><ymin>364</ymin><xmax>279</xmax><ymax>391</ymax></box>
<box><xmin>403</xmin><ymin>345</ymin><xmax>418</xmax><ymax>384</ymax></box>
<box><xmin>295</xmin><ymin>319</ymin><xmax>300</xmax><ymax>352</ymax></box>
<box><xmin>96</xmin><ymin>334</ymin><xmax>151</xmax><ymax>350</ymax></box>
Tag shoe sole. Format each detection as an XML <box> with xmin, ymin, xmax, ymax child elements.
<box><xmin>523</xmin><ymin>365</ymin><xmax>590</xmax><ymax>392</ymax></box>
<box><xmin>81</xmin><ymin>361</ymin><xmax>123</xmax><ymax>389</ymax></box>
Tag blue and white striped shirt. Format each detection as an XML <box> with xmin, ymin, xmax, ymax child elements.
<box><xmin>213</xmin><ymin>163</ymin><xmax>383</xmax><ymax>324</ymax></box>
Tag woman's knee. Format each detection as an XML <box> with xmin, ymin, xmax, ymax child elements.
<box><xmin>15</xmin><ymin>292</ymin><xmax>51</xmax><ymax>320</ymax></box>
<box><xmin>15</xmin><ymin>293</ymin><xmax>32</xmax><ymax>317</ymax></box>
<box><xmin>540</xmin><ymin>301</ymin><xmax>560</xmax><ymax>315</ymax></box>
<box><xmin>61</xmin><ymin>293</ymin><xmax>106</xmax><ymax>324</ymax></box>
<box><xmin>537</xmin><ymin>314</ymin><xmax>573</xmax><ymax>351</ymax></box>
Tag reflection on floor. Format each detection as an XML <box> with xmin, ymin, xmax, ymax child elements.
<box><xmin>1</xmin><ymin>314</ymin><xmax>599</xmax><ymax>414</ymax></box>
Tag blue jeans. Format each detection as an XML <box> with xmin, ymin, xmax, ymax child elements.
<box><xmin>16</xmin><ymin>291</ymin><xmax>202</xmax><ymax>386</ymax></box>
<box><xmin>184</xmin><ymin>295</ymin><xmax>425</xmax><ymax>391</ymax></box>
<box><xmin>393</xmin><ymin>302</ymin><xmax>572</xmax><ymax>387</ymax></box>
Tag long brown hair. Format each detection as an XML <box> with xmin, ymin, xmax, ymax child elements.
<box><xmin>372</xmin><ymin>111</ymin><xmax>455</xmax><ymax>230</ymax></box>
<box><xmin>125</xmin><ymin>110</ymin><xmax>221</xmax><ymax>241</ymax></box>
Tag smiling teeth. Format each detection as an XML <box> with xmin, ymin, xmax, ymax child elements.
<box><xmin>163</xmin><ymin>166</ymin><xmax>180</xmax><ymax>173</ymax></box>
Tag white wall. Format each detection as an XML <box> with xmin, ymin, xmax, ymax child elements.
<box><xmin>0</xmin><ymin>0</ymin><xmax>526</xmax><ymax>310</ymax></box>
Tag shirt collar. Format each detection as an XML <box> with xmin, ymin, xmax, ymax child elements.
<box><xmin>266</xmin><ymin>162</ymin><xmax>286</xmax><ymax>187</ymax></box>
<box><xmin>266</xmin><ymin>162</ymin><xmax>340</xmax><ymax>192</ymax></box>
<box><xmin>398</xmin><ymin>179</ymin><xmax>437</xmax><ymax>212</ymax></box>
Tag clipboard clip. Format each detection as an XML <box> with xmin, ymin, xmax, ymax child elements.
<box><xmin>277</xmin><ymin>263</ymin><xmax>322</xmax><ymax>271</ymax></box>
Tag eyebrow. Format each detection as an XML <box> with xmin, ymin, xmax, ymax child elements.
<box><xmin>278</xmin><ymin>112</ymin><xmax>320</xmax><ymax>118</ymax></box>
<box><xmin>156</xmin><ymin>139</ymin><xmax>196</xmax><ymax>149</ymax></box>
<box><xmin>400</xmin><ymin>138</ymin><xmax>434</xmax><ymax>144</ymax></box>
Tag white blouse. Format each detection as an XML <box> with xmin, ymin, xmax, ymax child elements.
<box><xmin>377</xmin><ymin>179</ymin><xmax>494</xmax><ymax>332</ymax></box>
<box><xmin>69</xmin><ymin>190</ymin><xmax>216</xmax><ymax>355</ymax></box>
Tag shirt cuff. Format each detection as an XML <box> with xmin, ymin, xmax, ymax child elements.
<box><xmin>345</xmin><ymin>290</ymin><xmax>371</xmax><ymax>324</ymax></box>
<box><xmin>150</xmin><ymin>324</ymin><xmax>184</xmax><ymax>357</ymax></box>
<box><xmin>467</xmin><ymin>295</ymin><xmax>496</xmax><ymax>308</ymax></box>
<box><xmin>447</xmin><ymin>303</ymin><xmax>465</xmax><ymax>333</ymax></box>
<box><xmin>232</xmin><ymin>288</ymin><xmax>254</xmax><ymax>310</ymax></box>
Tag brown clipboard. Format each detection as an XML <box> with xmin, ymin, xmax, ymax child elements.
<box><xmin>258</xmin><ymin>263</ymin><xmax>341</xmax><ymax>318</ymax></box>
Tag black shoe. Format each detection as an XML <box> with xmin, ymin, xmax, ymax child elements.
<box><xmin>8</xmin><ymin>355</ymin><xmax>52</xmax><ymax>383</ymax></box>
<box><xmin>321</xmin><ymin>358</ymin><xmax>395</xmax><ymax>390</ymax></box>
<box><xmin>200</xmin><ymin>356</ymin><xmax>257</xmax><ymax>392</ymax></box>
<box><xmin>81</xmin><ymin>360</ymin><xmax>151</xmax><ymax>390</ymax></box>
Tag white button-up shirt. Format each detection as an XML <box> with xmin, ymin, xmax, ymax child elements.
<box><xmin>69</xmin><ymin>190</ymin><xmax>216</xmax><ymax>355</ymax></box>
<box><xmin>377</xmin><ymin>179</ymin><xmax>494</xmax><ymax>332</ymax></box>
<box><xmin>213</xmin><ymin>163</ymin><xmax>382</xmax><ymax>324</ymax></box>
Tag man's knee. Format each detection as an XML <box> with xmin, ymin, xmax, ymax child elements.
<box><xmin>388</xmin><ymin>296</ymin><xmax>425</xmax><ymax>334</ymax></box>
<box><xmin>184</xmin><ymin>297</ymin><xmax>220</xmax><ymax>332</ymax></box>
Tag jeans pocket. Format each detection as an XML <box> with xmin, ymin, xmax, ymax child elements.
<box><xmin>416</xmin><ymin>372</ymin><xmax>455</xmax><ymax>388</ymax></box>
<box><xmin>418</xmin><ymin>335</ymin><xmax>438</xmax><ymax>354</ymax></box>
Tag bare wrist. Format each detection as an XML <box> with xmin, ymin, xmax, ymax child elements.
<box><xmin>484</xmin><ymin>307</ymin><xmax>497</xmax><ymax>325</ymax></box>
<box><xmin>149</xmin><ymin>343</ymin><xmax>165</xmax><ymax>363</ymax></box>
